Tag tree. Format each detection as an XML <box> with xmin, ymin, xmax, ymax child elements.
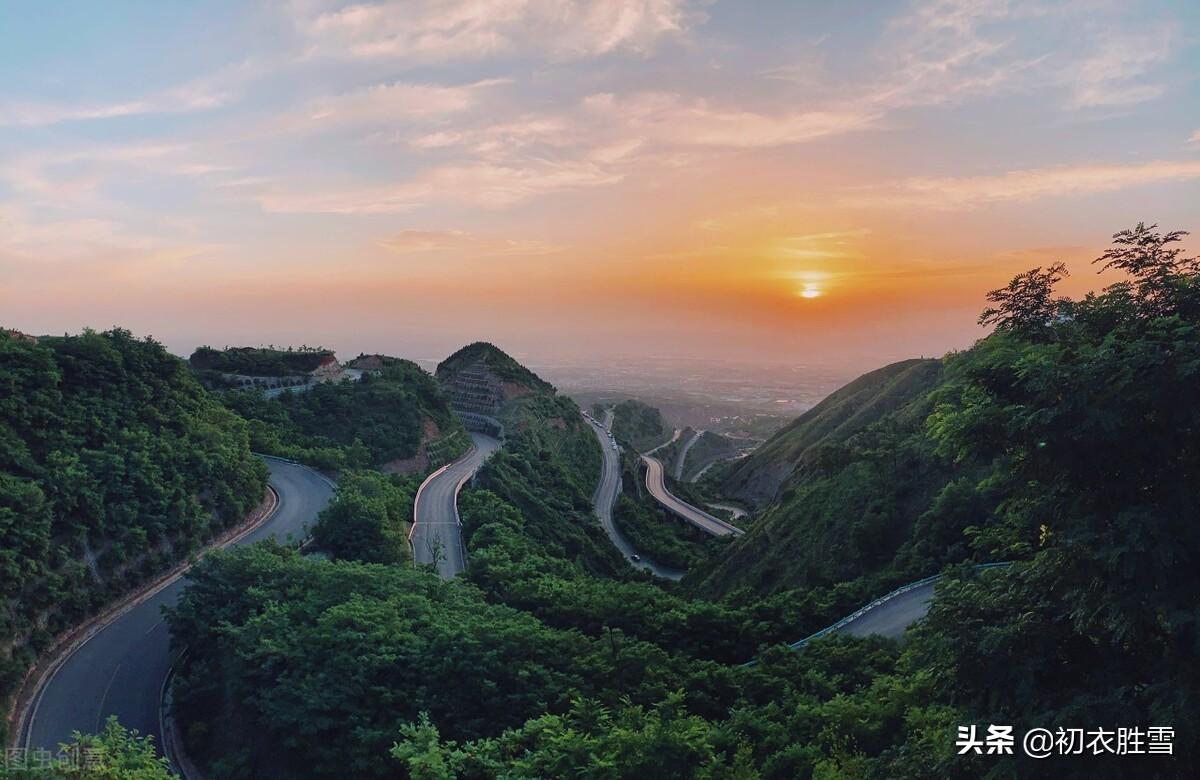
<box><xmin>0</xmin><ymin>717</ymin><xmax>175</xmax><ymax>779</ymax></box>
<box><xmin>978</xmin><ymin>262</ymin><xmax>1070</xmax><ymax>338</ymax></box>
<box><xmin>1093</xmin><ymin>222</ymin><xmax>1199</xmax><ymax>317</ymax></box>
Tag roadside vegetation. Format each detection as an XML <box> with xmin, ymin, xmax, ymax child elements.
<box><xmin>0</xmin><ymin>329</ymin><xmax>265</xmax><ymax>743</ymax></box>
<box><xmin>310</xmin><ymin>470</ymin><xmax>418</xmax><ymax>565</ymax></box>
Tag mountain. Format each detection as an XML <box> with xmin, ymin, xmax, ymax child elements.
<box><xmin>716</xmin><ymin>358</ymin><xmax>942</xmax><ymax>507</ymax></box>
<box><xmin>436</xmin><ymin>342</ymin><xmax>554</xmax><ymax>409</ymax></box>
<box><xmin>609</xmin><ymin>399</ymin><xmax>669</xmax><ymax>452</ymax></box>
<box><xmin>687</xmin><ymin>358</ymin><xmax>952</xmax><ymax>600</ymax></box>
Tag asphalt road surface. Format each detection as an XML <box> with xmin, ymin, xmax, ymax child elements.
<box><xmin>642</xmin><ymin>455</ymin><xmax>743</xmax><ymax>537</ymax></box>
<box><xmin>835</xmin><ymin>581</ymin><xmax>936</xmax><ymax>640</ymax></box>
<box><xmin>22</xmin><ymin>458</ymin><xmax>333</xmax><ymax>753</ymax></box>
<box><xmin>411</xmin><ymin>432</ymin><xmax>501</xmax><ymax>579</ymax></box>
<box><xmin>584</xmin><ymin>411</ymin><xmax>684</xmax><ymax>581</ymax></box>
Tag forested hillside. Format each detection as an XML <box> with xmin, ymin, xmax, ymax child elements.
<box><xmin>0</xmin><ymin>329</ymin><xmax>266</xmax><ymax>737</ymax></box>
<box><xmin>609</xmin><ymin>399</ymin><xmax>669</xmax><ymax>452</ymax></box>
<box><xmin>219</xmin><ymin>358</ymin><xmax>467</xmax><ymax>471</ymax></box>
<box><xmin>686</xmin><ymin>360</ymin><xmax>954</xmax><ymax>601</ymax></box>
<box><xmin>715</xmin><ymin>358</ymin><xmax>942</xmax><ymax>508</ymax></box>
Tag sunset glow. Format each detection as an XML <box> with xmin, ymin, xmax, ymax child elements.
<box><xmin>1</xmin><ymin>1</ymin><xmax>1197</xmax><ymax>369</ymax></box>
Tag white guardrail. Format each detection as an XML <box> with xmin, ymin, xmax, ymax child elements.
<box><xmin>742</xmin><ymin>562</ymin><xmax>1013</xmax><ymax>667</ymax></box>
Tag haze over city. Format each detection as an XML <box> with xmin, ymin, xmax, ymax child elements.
<box><xmin>2</xmin><ymin>0</ymin><xmax>1198</xmax><ymax>369</ymax></box>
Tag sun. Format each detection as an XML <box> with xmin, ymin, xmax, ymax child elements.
<box><xmin>798</xmin><ymin>283</ymin><xmax>822</xmax><ymax>299</ymax></box>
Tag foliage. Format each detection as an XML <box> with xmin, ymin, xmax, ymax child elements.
<box><xmin>188</xmin><ymin>345</ymin><xmax>333</xmax><ymax>375</ymax></box>
<box><xmin>716</xmin><ymin>359</ymin><xmax>943</xmax><ymax>507</ymax></box>
<box><xmin>390</xmin><ymin>694</ymin><xmax>759</xmax><ymax>780</ymax></box>
<box><xmin>311</xmin><ymin>470</ymin><xmax>417</xmax><ymax>564</ymax></box>
<box><xmin>219</xmin><ymin>360</ymin><xmax>466</xmax><ymax>470</ymax></box>
<box><xmin>611</xmin><ymin>493</ymin><xmax>707</xmax><ymax>570</ymax></box>
<box><xmin>0</xmin><ymin>717</ymin><xmax>175</xmax><ymax>779</ymax></box>
<box><xmin>609</xmin><ymin>400</ymin><xmax>669</xmax><ymax>453</ymax></box>
<box><xmin>0</xmin><ymin>329</ymin><xmax>265</xmax><ymax>733</ymax></box>
<box><xmin>977</xmin><ymin>262</ymin><xmax>1071</xmax><ymax>338</ymax></box>
<box><xmin>166</xmin><ymin>545</ymin><xmax>740</xmax><ymax>779</ymax></box>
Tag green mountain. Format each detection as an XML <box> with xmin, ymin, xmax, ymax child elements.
<box><xmin>687</xmin><ymin>357</ymin><xmax>955</xmax><ymax>601</ymax></box>
<box><xmin>436</xmin><ymin>341</ymin><xmax>554</xmax><ymax>396</ymax></box>
<box><xmin>609</xmin><ymin>398</ymin><xmax>669</xmax><ymax>452</ymax></box>
<box><xmin>0</xmin><ymin>329</ymin><xmax>266</xmax><ymax>728</ymax></box>
<box><xmin>716</xmin><ymin>358</ymin><xmax>942</xmax><ymax>507</ymax></box>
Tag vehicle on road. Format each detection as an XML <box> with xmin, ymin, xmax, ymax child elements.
<box><xmin>632</xmin><ymin>554</ymin><xmax>642</xmax><ymax>562</ymax></box>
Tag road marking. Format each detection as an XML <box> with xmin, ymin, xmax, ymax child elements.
<box><xmin>96</xmin><ymin>661</ymin><xmax>123</xmax><ymax>732</ymax></box>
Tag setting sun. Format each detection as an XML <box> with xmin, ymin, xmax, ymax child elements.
<box><xmin>799</xmin><ymin>284</ymin><xmax>822</xmax><ymax>299</ymax></box>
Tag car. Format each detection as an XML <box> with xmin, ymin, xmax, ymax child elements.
<box><xmin>631</xmin><ymin>554</ymin><xmax>642</xmax><ymax>562</ymax></box>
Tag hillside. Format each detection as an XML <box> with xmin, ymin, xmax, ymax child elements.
<box><xmin>436</xmin><ymin>341</ymin><xmax>553</xmax><ymax>400</ymax></box>
<box><xmin>220</xmin><ymin>357</ymin><xmax>466</xmax><ymax>473</ymax></box>
<box><xmin>609</xmin><ymin>399</ymin><xmax>670</xmax><ymax>452</ymax></box>
<box><xmin>716</xmin><ymin>358</ymin><xmax>942</xmax><ymax>507</ymax></box>
<box><xmin>449</xmin><ymin>345</ymin><xmax>626</xmax><ymax>577</ymax></box>
<box><xmin>683</xmin><ymin>430</ymin><xmax>739</xmax><ymax>481</ymax></box>
<box><xmin>688</xmin><ymin>358</ymin><xmax>952</xmax><ymax>600</ymax></box>
<box><xmin>0</xmin><ymin>329</ymin><xmax>266</xmax><ymax>733</ymax></box>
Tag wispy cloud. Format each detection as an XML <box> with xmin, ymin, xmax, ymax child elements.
<box><xmin>1065</xmin><ymin>26</ymin><xmax>1174</xmax><ymax>109</ymax></box>
<box><xmin>584</xmin><ymin>92</ymin><xmax>881</xmax><ymax>148</ymax></box>
<box><xmin>840</xmin><ymin>159</ymin><xmax>1200</xmax><ymax>209</ymax></box>
<box><xmin>283</xmin><ymin>78</ymin><xmax>507</xmax><ymax>134</ymax></box>
<box><xmin>0</xmin><ymin>143</ymin><xmax>234</xmax><ymax>205</ymax></box>
<box><xmin>379</xmin><ymin>229</ymin><xmax>561</xmax><ymax>255</ymax></box>
<box><xmin>256</xmin><ymin>157</ymin><xmax>622</xmax><ymax>213</ymax></box>
<box><xmin>296</xmin><ymin>0</ymin><xmax>703</xmax><ymax>61</ymax></box>
<box><xmin>0</xmin><ymin>70</ymin><xmax>237</xmax><ymax>127</ymax></box>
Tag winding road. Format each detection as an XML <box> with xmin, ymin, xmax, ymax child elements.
<box><xmin>641</xmin><ymin>455</ymin><xmax>743</xmax><ymax>536</ymax></box>
<box><xmin>19</xmin><ymin>458</ymin><xmax>334</xmax><ymax>754</ymax></box>
<box><xmin>411</xmin><ymin>432</ymin><xmax>502</xmax><ymax>579</ymax></box>
<box><xmin>584</xmin><ymin>411</ymin><xmax>684</xmax><ymax>580</ymax></box>
<box><xmin>835</xmin><ymin>581</ymin><xmax>936</xmax><ymax>640</ymax></box>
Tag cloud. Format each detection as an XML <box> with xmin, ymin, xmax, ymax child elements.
<box><xmin>284</xmin><ymin>78</ymin><xmax>507</xmax><ymax>134</ymax></box>
<box><xmin>1065</xmin><ymin>26</ymin><xmax>1173</xmax><ymax>109</ymax></box>
<box><xmin>297</xmin><ymin>0</ymin><xmax>703</xmax><ymax>61</ymax></box>
<box><xmin>0</xmin><ymin>143</ymin><xmax>234</xmax><ymax>205</ymax></box>
<box><xmin>0</xmin><ymin>202</ymin><xmax>221</xmax><ymax>275</ymax></box>
<box><xmin>379</xmin><ymin>229</ymin><xmax>561</xmax><ymax>255</ymax></box>
<box><xmin>1189</xmin><ymin>130</ymin><xmax>1200</xmax><ymax>147</ymax></box>
<box><xmin>0</xmin><ymin>70</ymin><xmax>236</xmax><ymax>127</ymax></box>
<box><xmin>583</xmin><ymin>92</ymin><xmax>880</xmax><ymax>148</ymax></box>
<box><xmin>840</xmin><ymin>159</ymin><xmax>1200</xmax><ymax>209</ymax></box>
<box><xmin>256</xmin><ymin>158</ymin><xmax>623</xmax><ymax>213</ymax></box>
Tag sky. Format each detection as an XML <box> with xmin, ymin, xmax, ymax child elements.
<box><xmin>1</xmin><ymin>0</ymin><xmax>1198</xmax><ymax>371</ymax></box>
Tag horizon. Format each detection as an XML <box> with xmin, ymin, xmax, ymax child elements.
<box><xmin>2</xmin><ymin>1</ymin><xmax>1199</xmax><ymax>372</ymax></box>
